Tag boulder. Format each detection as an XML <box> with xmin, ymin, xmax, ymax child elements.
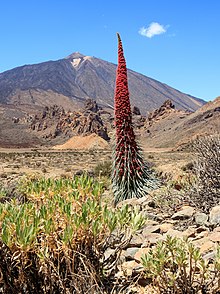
<box><xmin>171</xmin><ymin>206</ymin><xmax>195</xmax><ymax>220</ymax></box>
<box><xmin>194</xmin><ymin>212</ymin><xmax>209</xmax><ymax>226</ymax></box>
<box><xmin>209</xmin><ymin>205</ymin><xmax>220</xmax><ymax>225</ymax></box>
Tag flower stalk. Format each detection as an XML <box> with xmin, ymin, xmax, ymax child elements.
<box><xmin>112</xmin><ymin>33</ymin><xmax>158</xmax><ymax>204</ymax></box>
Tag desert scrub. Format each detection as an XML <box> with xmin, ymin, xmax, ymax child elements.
<box><xmin>150</xmin><ymin>173</ymin><xmax>196</xmax><ymax>213</ymax></box>
<box><xmin>0</xmin><ymin>175</ymin><xmax>145</xmax><ymax>293</ymax></box>
<box><xmin>141</xmin><ymin>236</ymin><xmax>220</xmax><ymax>293</ymax></box>
<box><xmin>191</xmin><ymin>135</ymin><xmax>220</xmax><ymax>212</ymax></box>
<box><xmin>112</xmin><ymin>33</ymin><xmax>158</xmax><ymax>204</ymax></box>
<box><xmin>93</xmin><ymin>160</ymin><xmax>112</xmax><ymax>177</ymax></box>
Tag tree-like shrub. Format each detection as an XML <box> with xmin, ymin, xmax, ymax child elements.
<box><xmin>112</xmin><ymin>33</ymin><xmax>158</xmax><ymax>204</ymax></box>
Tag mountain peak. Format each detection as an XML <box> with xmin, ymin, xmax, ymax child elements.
<box><xmin>65</xmin><ymin>52</ymin><xmax>85</xmax><ymax>59</ymax></box>
<box><xmin>65</xmin><ymin>52</ymin><xmax>93</xmax><ymax>68</ymax></box>
<box><xmin>0</xmin><ymin>53</ymin><xmax>205</xmax><ymax>113</ymax></box>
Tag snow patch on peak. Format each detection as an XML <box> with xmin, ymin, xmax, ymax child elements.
<box><xmin>84</xmin><ymin>56</ymin><xmax>92</xmax><ymax>61</ymax></box>
<box><xmin>70</xmin><ymin>56</ymin><xmax>92</xmax><ymax>68</ymax></box>
<box><xmin>71</xmin><ymin>58</ymin><xmax>81</xmax><ymax>68</ymax></box>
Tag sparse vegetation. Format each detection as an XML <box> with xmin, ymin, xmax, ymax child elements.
<box><xmin>142</xmin><ymin>236</ymin><xmax>220</xmax><ymax>294</ymax></box>
<box><xmin>141</xmin><ymin>236</ymin><xmax>220</xmax><ymax>294</ymax></box>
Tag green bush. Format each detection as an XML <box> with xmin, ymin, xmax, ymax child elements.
<box><xmin>141</xmin><ymin>236</ymin><xmax>220</xmax><ymax>293</ymax></box>
<box><xmin>0</xmin><ymin>186</ymin><xmax>6</xmax><ymax>199</ymax></box>
<box><xmin>0</xmin><ymin>175</ymin><xmax>145</xmax><ymax>293</ymax></box>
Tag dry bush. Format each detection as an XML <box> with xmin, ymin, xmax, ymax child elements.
<box><xmin>191</xmin><ymin>135</ymin><xmax>220</xmax><ymax>212</ymax></box>
<box><xmin>93</xmin><ymin>160</ymin><xmax>112</xmax><ymax>178</ymax></box>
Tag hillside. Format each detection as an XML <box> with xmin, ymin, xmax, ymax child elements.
<box><xmin>0</xmin><ymin>52</ymin><xmax>205</xmax><ymax>113</ymax></box>
<box><xmin>142</xmin><ymin>97</ymin><xmax>220</xmax><ymax>149</ymax></box>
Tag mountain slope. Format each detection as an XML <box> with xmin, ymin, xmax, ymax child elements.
<box><xmin>0</xmin><ymin>52</ymin><xmax>205</xmax><ymax>113</ymax></box>
<box><xmin>141</xmin><ymin>97</ymin><xmax>220</xmax><ymax>149</ymax></box>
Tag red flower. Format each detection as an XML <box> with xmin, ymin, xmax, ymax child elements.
<box><xmin>114</xmin><ymin>33</ymin><xmax>139</xmax><ymax>175</ymax></box>
<box><xmin>112</xmin><ymin>33</ymin><xmax>158</xmax><ymax>203</ymax></box>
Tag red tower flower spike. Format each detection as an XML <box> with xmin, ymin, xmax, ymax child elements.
<box><xmin>112</xmin><ymin>33</ymin><xmax>158</xmax><ymax>204</ymax></box>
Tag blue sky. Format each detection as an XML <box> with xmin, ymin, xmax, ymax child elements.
<box><xmin>0</xmin><ymin>0</ymin><xmax>219</xmax><ymax>102</ymax></box>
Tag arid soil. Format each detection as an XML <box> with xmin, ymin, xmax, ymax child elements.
<box><xmin>53</xmin><ymin>134</ymin><xmax>109</xmax><ymax>150</ymax></box>
<box><xmin>0</xmin><ymin>146</ymin><xmax>193</xmax><ymax>185</ymax></box>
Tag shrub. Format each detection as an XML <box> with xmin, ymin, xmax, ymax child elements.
<box><xmin>0</xmin><ymin>187</ymin><xmax>6</xmax><ymax>199</ymax></box>
<box><xmin>0</xmin><ymin>175</ymin><xmax>145</xmax><ymax>293</ymax></box>
<box><xmin>181</xmin><ymin>161</ymin><xmax>194</xmax><ymax>172</ymax></box>
<box><xmin>192</xmin><ymin>135</ymin><xmax>220</xmax><ymax>212</ymax></box>
<box><xmin>141</xmin><ymin>236</ymin><xmax>220</xmax><ymax>293</ymax></box>
<box><xmin>93</xmin><ymin>160</ymin><xmax>112</xmax><ymax>178</ymax></box>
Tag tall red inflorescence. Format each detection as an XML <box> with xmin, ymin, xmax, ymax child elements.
<box><xmin>112</xmin><ymin>33</ymin><xmax>158</xmax><ymax>204</ymax></box>
<box><xmin>114</xmin><ymin>33</ymin><xmax>144</xmax><ymax>178</ymax></box>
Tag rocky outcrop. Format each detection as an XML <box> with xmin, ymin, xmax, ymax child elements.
<box><xmin>145</xmin><ymin>99</ymin><xmax>177</xmax><ymax>128</ymax></box>
<box><xmin>28</xmin><ymin>100</ymin><xmax>110</xmax><ymax>141</ymax></box>
<box><xmin>132</xmin><ymin>106</ymin><xmax>141</xmax><ymax>115</ymax></box>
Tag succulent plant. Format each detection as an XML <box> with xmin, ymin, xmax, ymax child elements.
<box><xmin>112</xmin><ymin>33</ymin><xmax>158</xmax><ymax>204</ymax></box>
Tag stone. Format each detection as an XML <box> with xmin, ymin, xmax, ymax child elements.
<box><xmin>165</xmin><ymin>229</ymin><xmax>185</xmax><ymax>239</ymax></box>
<box><xmin>200</xmin><ymin>241</ymin><xmax>215</xmax><ymax>254</ymax></box>
<box><xmin>129</xmin><ymin>234</ymin><xmax>145</xmax><ymax>247</ymax></box>
<box><xmin>145</xmin><ymin>100</ymin><xmax>176</xmax><ymax>128</ymax></box>
<box><xmin>182</xmin><ymin>227</ymin><xmax>196</xmax><ymax>238</ymax></box>
<box><xmin>145</xmin><ymin>220</ymin><xmax>159</xmax><ymax>226</ymax></box>
<box><xmin>141</xmin><ymin>233</ymin><xmax>163</xmax><ymax>247</ymax></box>
<box><xmin>194</xmin><ymin>212</ymin><xmax>209</xmax><ymax>226</ymax></box>
<box><xmin>210</xmin><ymin>205</ymin><xmax>220</xmax><ymax>225</ymax></box>
<box><xmin>114</xmin><ymin>270</ymin><xmax>124</xmax><ymax>278</ymax></box>
<box><xmin>159</xmin><ymin>223</ymin><xmax>173</xmax><ymax>233</ymax></box>
<box><xmin>196</xmin><ymin>226</ymin><xmax>209</xmax><ymax>233</ymax></box>
<box><xmin>171</xmin><ymin>206</ymin><xmax>195</xmax><ymax>220</ymax></box>
<box><xmin>137</xmin><ymin>277</ymin><xmax>151</xmax><ymax>287</ymax></box>
<box><xmin>142</xmin><ymin>225</ymin><xmax>160</xmax><ymax>236</ymax></box>
<box><xmin>142</xmin><ymin>212</ymin><xmax>164</xmax><ymax>222</ymax></box>
<box><xmin>132</xmin><ymin>106</ymin><xmax>141</xmax><ymax>115</ymax></box>
<box><xmin>83</xmin><ymin>99</ymin><xmax>99</xmax><ymax>113</ymax></box>
<box><xmin>119</xmin><ymin>260</ymin><xmax>140</xmax><ymax>276</ymax></box>
<box><xmin>147</xmin><ymin>200</ymin><xmax>156</xmax><ymax>208</ymax></box>
<box><xmin>193</xmin><ymin>230</ymin><xmax>209</xmax><ymax>241</ymax></box>
<box><xmin>124</xmin><ymin>247</ymin><xmax>139</xmax><ymax>260</ymax></box>
<box><xmin>209</xmin><ymin>232</ymin><xmax>220</xmax><ymax>242</ymax></box>
<box><xmin>193</xmin><ymin>237</ymin><xmax>209</xmax><ymax>247</ymax></box>
<box><xmin>137</xmin><ymin>196</ymin><xmax>150</xmax><ymax>205</ymax></box>
<box><xmin>118</xmin><ymin>250</ymin><xmax>127</xmax><ymax>264</ymax></box>
<box><xmin>213</xmin><ymin>226</ymin><xmax>220</xmax><ymax>232</ymax></box>
<box><xmin>117</xmin><ymin>198</ymin><xmax>139</xmax><ymax>208</ymax></box>
<box><xmin>134</xmin><ymin>247</ymin><xmax>150</xmax><ymax>262</ymax></box>
<box><xmin>132</xmin><ymin>264</ymin><xmax>145</xmax><ymax>275</ymax></box>
<box><xmin>203</xmin><ymin>251</ymin><xmax>216</xmax><ymax>261</ymax></box>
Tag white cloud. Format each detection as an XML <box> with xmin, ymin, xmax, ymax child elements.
<box><xmin>139</xmin><ymin>22</ymin><xmax>167</xmax><ymax>38</ymax></box>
